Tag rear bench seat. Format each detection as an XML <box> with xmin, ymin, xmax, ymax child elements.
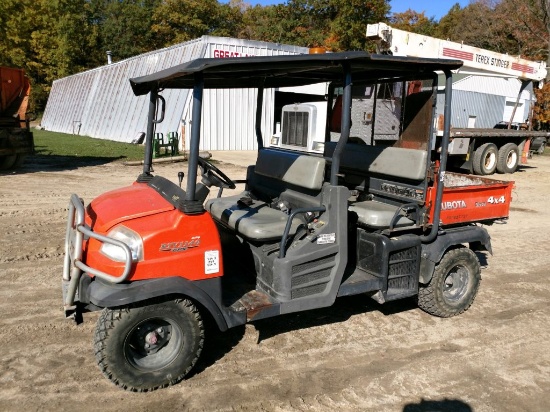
<box><xmin>324</xmin><ymin>142</ymin><xmax>428</xmax><ymax>229</ymax></box>
<box><xmin>205</xmin><ymin>149</ymin><xmax>326</xmax><ymax>241</ymax></box>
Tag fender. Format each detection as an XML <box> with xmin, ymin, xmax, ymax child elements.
<box><xmin>87</xmin><ymin>276</ymin><xmax>246</xmax><ymax>331</ymax></box>
<box><xmin>419</xmin><ymin>225</ymin><xmax>492</xmax><ymax>284</ymax></box>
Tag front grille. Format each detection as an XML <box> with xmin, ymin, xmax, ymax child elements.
<box><xmin>282</xmin><ymin>111</ymin><xmax>308</xmax><ymax>147</ymax></box>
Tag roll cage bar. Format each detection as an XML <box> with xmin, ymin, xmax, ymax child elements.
<box><xmin>130</xmin><ymin>51</ymin><xmax>461</xmax><ymax>240</ymax></box>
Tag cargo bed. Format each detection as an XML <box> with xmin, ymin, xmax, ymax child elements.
<box><xmin>428</xmin><ymin>172</ymin><xmax>513</xmax><ymax>226</ymax></box>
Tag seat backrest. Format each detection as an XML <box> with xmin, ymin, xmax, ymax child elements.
<box><xmin>324</xmin><ymin>142</ymin><xmax>427</xmax><ymax>181</ymax></box>
<box><xmin>324</xmin><ymin>142</ymin><xmax>428</xmax><ymax>206</ymax></box>
<box><xmin>254</xmin><ymin>149</ymin><xmax>326</xmax><ymax>191</ymax></box>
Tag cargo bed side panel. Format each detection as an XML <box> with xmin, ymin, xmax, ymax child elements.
<box><xmin>427</xmin><ymin>173</ymin><xmax>513</xmax><ymax>225</ymax></box>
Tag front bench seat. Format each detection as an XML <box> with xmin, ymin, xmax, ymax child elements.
<box><xmin>206</xmin><ymin>194</ymin><xmax>302</xmax><ymax>241</ymax></box>
<box><xmin>205</xmin><ymin>150</ymin><xmax>326</xmax><ymax>241</ymax></box>
<box><xmin>349</xmin><ymin>200</ymin><xmax>415</xmax><ymax>229</ymax></box>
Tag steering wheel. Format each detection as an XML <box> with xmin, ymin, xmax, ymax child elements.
<box><xmin>197</xmin><ymin>157</ymin><xmax>236</xmax><ymax>189</ymax></box>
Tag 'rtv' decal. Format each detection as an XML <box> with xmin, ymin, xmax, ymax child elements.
<box><xmin>160</xmin><ymin>236</ymin><xmax>200</xmax><ymax>252</ymax></box>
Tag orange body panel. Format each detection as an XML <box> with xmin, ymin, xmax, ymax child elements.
<box><xmin>83</xmin><ymin>183</ymin><xmax>223</xmax><ymax>282</ymax></box>
<box><xmin>521</xmin><ymin>139</ymin><xmax>531</xmax><ymax>165</ymax></box>
<box><xmin>0</xmin><ymin>66</ymin><xmax>30</xmax><ymax>118</ymax></box>
<box><xmin>427</xmin><ymin>172</ymin><xmax>514</xmax><ymax>226</ymax></box>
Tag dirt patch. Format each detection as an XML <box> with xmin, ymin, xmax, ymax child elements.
<box><xmin>1</xmin><ymin>154</ymin><xmax>549</xmax><ymax>411</ymax></box>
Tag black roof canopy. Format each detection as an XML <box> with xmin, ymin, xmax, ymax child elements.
<box><xmin>129</xmin><ymin>51</ymin><xmax>463</xmax><ymax>96</ymax></box>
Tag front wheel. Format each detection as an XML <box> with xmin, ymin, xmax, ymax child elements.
<box><xmin>418</xmin><ymin>247</ymin><xmax>481</xmax><ymax>318</ymax></box>
<box><xmin>94</xmin><ymin>298</ymin><xmax>204</xmax><ymax>391</ymax></box>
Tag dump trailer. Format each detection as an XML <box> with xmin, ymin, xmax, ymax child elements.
<box><xmin>0</xmin><ymin>66</ymin><xmax>34</xmax><ymax>170</ymax></box>
<box><xmin>63</xmin><ymin>52</ymin><xmax>513</xmax><ymax>392</ymax></box>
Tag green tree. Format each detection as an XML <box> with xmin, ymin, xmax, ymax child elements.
<box><xmin>389</xmin><ymin>9</ymin><xmax>438</xmax><ymax>36</ymax></box>
<box><xmin>493</xmin><ymin>0</ymin><xmax>549</xmax><ymax>61</ymax></box>
<box><xmin>93</xmin><ymin>0</ymin><xmax>163</xmax><ymax>62</ymax></box>
<box><xmin>0</xmin><ymin>0</ymin><xmax>96</xmax><ymax>111</ymax></box>
<box><xmin>329</xmin><ymin>0</ymin><xmax>390</xmax><ymax>51</ymax></box>
<box><xmin>0</xmin><ymin>0</ymin><xmax>38</xmax><ymax>69</ymax></box>
<box><xmin>238</xmin><ymin>0</ymin><xmax>390</xmax><ymax>51</ymax></box>
<box><xmin>435</xmin><ymin>1</ymin><xmax>506</xmax><ymax>51</ymax></box>
<box><xmin>151</xmin><ymin>0</ymin><xmax>235</xmax><ymax>46</ymax></box>
<box><xmin>235</xmin><ymin>1</ymin><xmax>330</xmax><ymax>47</ymax></box>
<box><xmin>436</xmin><ymin>3</ymin><xmax>464</xmax><ymax>40</ymax></box>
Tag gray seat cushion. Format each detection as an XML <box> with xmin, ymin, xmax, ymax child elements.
<box><xmin>206</xmin><ymin>194</ymin><xmax>301</xmax><ymax>241</ymax></box>
<box><xmin>349</xmin><ymin>200</ymin><xmax>414</xmax><ymax>229</ymax></box>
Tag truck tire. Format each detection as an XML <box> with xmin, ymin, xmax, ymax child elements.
<box><xmin>496</xmin><ymin>143</ymin><xmax>519</xmax><ymax>174</ymax></box>
<box><xmin>417</xmin><ymin>247</ymin><xmax>481</xmax><ymax>318</ymax></box>
<box><xmin>94</xmin><ymin>298</ymin><xmax>204</xmax><ymax>392</ymax></box>
<box><xmin>0</xmin><ymin>155</ymin><xmax>17</xmax><ymax>170</ymax></box>
<box><xmin>472</xmin><ymin>143</ymin><xmax>498</xmax><ymax>175</ymax></box>
<box><xmin>537</xmin><ymin>140</ymin><xmax>546</xmax><ymax>155</ymax></box>
<box><xmin>0</xmin><ymin>154</ymin><xmax>26</xmax><ymax>171</ymax></box>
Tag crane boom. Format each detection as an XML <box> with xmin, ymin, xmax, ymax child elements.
<box><xmin>366</xmin><ymin>22</ymin><xmax>547</xmax><ymax>83</ymax></box>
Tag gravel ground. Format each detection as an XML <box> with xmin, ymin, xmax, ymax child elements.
<box><xmin>0</xmin><ymin>152</ymin><xmax>549</xmax><ymax>412</ymax></box>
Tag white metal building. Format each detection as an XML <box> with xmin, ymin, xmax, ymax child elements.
<box><xmin>41</xmin><ymin>37</ymin><xmax>309</xmax><ymax>150</ymax></box>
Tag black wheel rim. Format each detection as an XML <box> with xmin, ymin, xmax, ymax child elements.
<box><xmin>442</xmin><ymin>264</ymin><xmax>470</xmax><ymax>303</ymax></box>
<box><xmin>124</xmin><ymin>317</ymin><xmax>184</xmax><ymax>372</ymax></box>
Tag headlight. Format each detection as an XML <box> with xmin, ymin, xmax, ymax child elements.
<box><xmin>100</xmin><ymin>226</ymin><xmax>143</xmax><ymax>262</ymax></box>
<box><xmin>311</xmin><ymin>141</ymin><xmax>325</xmax><ymax>152</ymax></box>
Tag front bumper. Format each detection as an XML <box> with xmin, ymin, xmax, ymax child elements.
<box><xmin>62</xmin><ymin>194</ymin><xmax>133</xmax><ymax>320</ymax></box>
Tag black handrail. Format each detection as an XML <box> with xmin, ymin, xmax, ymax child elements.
<box><xmin>279</xmin><ymin>206</ymin><xmax>326</xmax><ymax>258</ymax></box>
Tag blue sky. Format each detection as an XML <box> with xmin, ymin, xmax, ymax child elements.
<box><xmin>240</xmin><ymin>0</ymin><xmax>471</xmax><ymax>21</ymax></box>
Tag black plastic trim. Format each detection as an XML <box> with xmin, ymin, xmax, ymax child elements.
<box><xmin>419</xmin><ymin>225</ymin><xmax>492</xmax><ymax>283</ymax></box>
<box><xmin>148</xmin><ymin>175</ymin><xmax>187</xmax><ymax>208</ymax></box>
<box><xmin>87</xmin><ymin>276</ymin><xmax>247</xmax><ymax>331</ymax></box>
<box><xmin>136</xmin><ymin>173</ymin><xmax>154</xmax><ymax>183</ymax></box>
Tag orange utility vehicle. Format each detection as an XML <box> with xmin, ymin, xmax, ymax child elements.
<box><xmin>63</xmin><ymin>52</ymin><xmax>513</xmax><ymax>391</ymax></box>
<box><xmin>0</xmin><ymin>66</ymin><xmax>34</xmax><ymax>170</ymax></box>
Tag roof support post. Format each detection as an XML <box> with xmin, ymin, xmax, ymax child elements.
<box><xmin>141</xmin><ymin>88</ymin><xmax>158</xmax><ymax>177</ymax></box>
<box><xmin>422</xmin><ymin>69</ymin><xmax>453</xmax><ymax>242</ymax></box>
<box><xmin>330</xmin><ymin>63</ymin><xmax>352</xmax><ymax>186</ymax></box>
<box><xmin>185</xmin><ymin>73</ymin><xmax>204</xmax><ymax>201</ymax></box>
<box><xmin>325</xmin><ymin>83</ymin><xmax>335</xmax><ymax>143</ymax></box>
<box><xmin>255</xmin><ymin>86</ymin><xmax>264</xmax><ymax>150</ymax></box>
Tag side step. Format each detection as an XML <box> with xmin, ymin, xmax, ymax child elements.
<box><xmin>231</xmin><ymin>290</ymin><xmax>281</xmax><ymax>322</ymax></box>
<box><xmin>355</xmin><ymin>231</ymin><xmax>421</xmax><ymax>303</ymax></box>
<box><xmin>337</xmin><ymin>269</ymin><xmax>382</xmax><ymax>297</ymax></box>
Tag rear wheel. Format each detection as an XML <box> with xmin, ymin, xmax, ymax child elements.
<box><xmin>418</xmin><ymin>247</ymin><xmax>481</xmax><ymax>318</ymax></box>
<box><xmin>94</xmin><ymin>298</ymin><xmax>204</xmax><ymax>391</ymax></box>
<box><xmin>496</xmin><ymin>143</ymin><xmax>519</xmax><ymax>174</ymax></box>
<box><xmin>472</xmin><ymin>143</ymin><xmax>498</xmax><ymax>175</ymax></box>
